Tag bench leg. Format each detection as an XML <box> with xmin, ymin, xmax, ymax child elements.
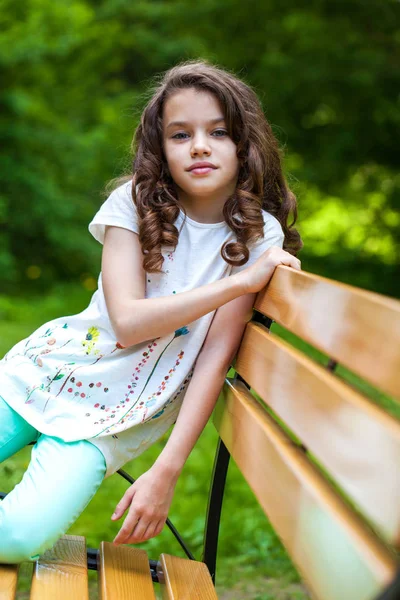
<box><xmin>202</xmin><ymin>436</ymin><xmax>230</xmax><ymax>584</ymax></box>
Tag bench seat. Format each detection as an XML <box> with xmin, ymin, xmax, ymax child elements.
<box><xmin>0</xmin><ymin>534</ymin><xmax>217</xmax><ymax>599</ymax></box>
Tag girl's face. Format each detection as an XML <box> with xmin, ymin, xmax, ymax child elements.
<box><xmin>162</xmin><ymin>88</ymin><xmax>240</xmax><ymax>203</ymax></box>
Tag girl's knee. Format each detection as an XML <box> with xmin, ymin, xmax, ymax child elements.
<box><xmin>0</xmin><ymin>528</ymin><xmax>48</xmax><ymax>564</ymax></box>
<box><xmin>0</xmin><ymin>509</ymin><xmax>57</xmax><ymax>564</ymax></box>
<box><xmin>0</xmin><ymin>439</ymin><xmax>107</xmax><ymax>565</ymax></box>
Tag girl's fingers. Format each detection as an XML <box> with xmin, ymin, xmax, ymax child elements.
<box><xmin>154</xmin><ymin>519</ymin><xmax>165</xmax><ymax>536</ymax></box>
<box><xmin>283</xmin><ymin>256</ymin><xmax>301</xmax><ymax>270</ymax></box>
<box><xmin>292</xmin><ymin>257</ymin><xmax>301</xmax><ymax>270</ymax></box>
<box><xmin>113</xmin><ymin>511</ymin><xmax>140</xmax><ymax>545</ymax></box>
<box><xmin>112</xmin><ymin>488</ymin><xmax>136</xmax><ymax>520</ymax></box>
<box><xmin>114</xmin><ymin>516</ymin><xmax>166</xmax><ymax>545</ymax></box>
<box><xmin>127</xmin><ymin>518</ymin><xmax>149</xmax><ymax>542</ymax></box>
<box><xmin>140</xmin><ymin>521</ymin><xmax>158</xmax><ymax>541</ymax></box>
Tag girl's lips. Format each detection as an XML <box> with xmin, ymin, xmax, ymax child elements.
<box><xmin>189</xmin><ymin>167</ymin><xmax>216</xmax><ymax>175</ymax></box>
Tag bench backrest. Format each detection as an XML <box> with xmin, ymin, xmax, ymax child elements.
<box><xmin>209</xmin><ymin>265</ymin><xmax>400</xmax><ymax>600</ymax></box>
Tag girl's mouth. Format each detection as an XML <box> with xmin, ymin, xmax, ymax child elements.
<box><xmin>189</xmin><ymin>167</ymin><xmax>216</xmax><ymax>175</ymax></box>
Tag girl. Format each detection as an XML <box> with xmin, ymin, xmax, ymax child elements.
<box><xmin>0</xmin><ymin>59</ymin><xmax>302</xmax><ymax>563</ymax></box>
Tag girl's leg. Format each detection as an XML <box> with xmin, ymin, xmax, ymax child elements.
<box><xmin>0</xmin><ymin>394</ymin><xmax>40</xmax><ymax>463</ymax></box>
<box><xmin>0</xmin><ymin>435</ymin><xmax>107</xmax><ymax>564</ymax></box>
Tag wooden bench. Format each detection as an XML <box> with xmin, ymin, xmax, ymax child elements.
<box><xmin>1</xmin><ymin>264</ymin><xmax>399</xmax><ymax>599</ymax></box>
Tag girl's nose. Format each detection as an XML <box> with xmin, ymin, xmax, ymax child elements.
<box><xmin>190</xmin><ymin>134</ymin><xmax>211</xmax><ymax>156</ymax></box>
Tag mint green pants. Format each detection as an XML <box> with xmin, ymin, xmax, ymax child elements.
<box><xmin>0</xmin><ymin>395</ymin><xmax>107</xmax><ymax>564</ymax></box>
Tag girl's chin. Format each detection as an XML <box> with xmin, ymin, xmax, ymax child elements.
<box><xmin>183</xmin><ymin>177</ymin><xmax>226</xmax><ymax>190</ymax></box>
<box><xmin>183</xmin><ymin>185</ymin><xmax>224</xmax><ymax>196</ymax></box>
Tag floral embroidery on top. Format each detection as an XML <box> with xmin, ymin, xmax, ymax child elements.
<box><xmin>4</xmin><ymin>323</ymin><xmax>73</xmax><ymax>368</ymax></box>
<box><xmin>149</xmin><ymin>366</ymin><xmax>194</xmax><ymax>421</ymax></box>
<box><xmin>52</xmin><ymin>330</ymin><xmax>123</xmax><ymax>406</ymax></box>
<box><xmin>82</xmin><ymin>326</ymin><xmax>101</xmax><ymax>355</ymax></box>
<box><xmin>3</xmin><ymin>316</ymin><xmax>194</xmax><ymax>439</ymax></box>
<box><xmin>7</xmin><ymin>322</ymin><xmax>124</xmax><ymax>409</ymax></box>
<box><xmin>90</xmin><ymin>326</ymin><xmax>190</xmax><ymax>437</ymax></box>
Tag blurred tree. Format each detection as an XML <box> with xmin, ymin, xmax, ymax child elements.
<box><xmin>0</xmin><ymin>0</ymin><xmax>398</xmax><ymax>296</ymax></box>
<box><xmin>0</xmin><ymin>0</ymin><xmax>196</xmax><ymax>291</ymax></box>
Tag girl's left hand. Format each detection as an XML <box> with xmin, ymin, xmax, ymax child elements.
<box><xmin>111</xmin><ymin>466</ymin><xmax>177</xmax><ymax>545</ymax></box>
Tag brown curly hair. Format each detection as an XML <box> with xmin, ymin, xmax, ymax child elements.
<box><xmin>106</xmin><ymin>58</ymin><xmax>302</xmax><ymax>273</ymax></box>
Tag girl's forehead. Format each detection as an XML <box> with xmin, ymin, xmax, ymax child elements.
<box><xmin>163</xmin><ymin>88</ymin><xmax>225</xmax><ymax>125</ymax></box>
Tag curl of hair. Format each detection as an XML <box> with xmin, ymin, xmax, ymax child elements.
<box><xmin>105</xmin><ymin>58</ymin><xmax>303</xmax><ymax>273</ymax></box>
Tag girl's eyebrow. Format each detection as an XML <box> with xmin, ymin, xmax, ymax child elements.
<box><xmin>166</xmin><ymin>117</ymin><xmax>225</xmax><ymax>130</ymax></box>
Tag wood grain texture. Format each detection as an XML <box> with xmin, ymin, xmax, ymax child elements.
<box><xmin>213</xmin><ymin>380</ymin><xmax>398</xmax><ymax>600</ymax></box>
<box><xmin>157</xmin><ymin>554</ymin><xmax>218</xmax><ymax>599</ymax></box>
<box><xmin>254</xmin><ymin>266</ymin><xmax>400</xmax><ymax>400</ymax></box>
<box><xmin>30</xmin><ymin>534</ymin><xmax>89</xmax><ymax>600</ymax></box>
<box><xmin>235</xmin><ymin>322</ymin><xmax>400</xmax><ymax>545</ymax></box>
<box><xmin>0</xmin><ymin>564</ymin><xmax>19</xmax><ymax>599</ymax></box>
<box><xmin>98</xmin><ymin>541</ymin><xmax>155</xmax><ymax>600</ymax></box>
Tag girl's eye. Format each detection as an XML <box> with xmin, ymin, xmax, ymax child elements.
<box><xmin>171</xmin><ymin>129</ymin><xmax>228</xmax><ymax>140</ymax></box>
<box><xmin>212</xmin><ymin>129</ymin><xmax>228</xmax><ymax>137</ymax></box>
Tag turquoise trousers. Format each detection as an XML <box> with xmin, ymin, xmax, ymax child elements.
<box><xmin>0</xmin><ymin>394</ymin><xmax>107</xmax><ymax>564</ymax></box>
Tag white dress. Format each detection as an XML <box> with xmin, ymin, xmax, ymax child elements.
<box><xmin>0</xmin><ymin>181</ymin><xmax>284</xmax><ymax>478</ymax></box>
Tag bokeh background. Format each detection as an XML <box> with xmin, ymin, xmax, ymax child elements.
<box><xmin>0</xmin><ymin>1</ymin><xmax>399</xmax><ymax>598</ymax></box>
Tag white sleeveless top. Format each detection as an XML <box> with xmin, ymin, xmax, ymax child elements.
<box><xmin>0</xmin><ymin>181</ymin><xmax>284</xmax><ymax>477</ymax></box>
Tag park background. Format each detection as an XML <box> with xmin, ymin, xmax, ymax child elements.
<box><xmin>0</xmin><ymin>0</ymin><xmax>399</xmax><ymax>598</ymax></box>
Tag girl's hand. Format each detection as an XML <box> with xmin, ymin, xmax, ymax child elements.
<box><xmin>240</xmin><ymin>246</ymin><xmax>301</xmax><ymax>294</ymax></box>
<box><xmin>111</xmin><ymin>466</ymin><xmax>177</xmax><ymax>545</ymax></box>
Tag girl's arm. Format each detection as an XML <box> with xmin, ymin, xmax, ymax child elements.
<box><xmin>102</xmin><ymin>226</ymin><xmax>294</xmax><ymax>348</ymax></box>
<box><xmin>119</xmin><ymin>273</ymin><xmax>245</xmax><ymax>347</ymax></box>
<box><xmin>110</xmin><ymin>259</ymin><xmax>299</xmax><ymax>545</ymax></box>
<box><xmin>150</xmin><ymin>289</ymin><xmax>257</xmax><ymax>479</ymax></box>
<box><xmin>111</xmin><ymin>290</ymin><xmax>257</xmax><ymax>545</ymax></box>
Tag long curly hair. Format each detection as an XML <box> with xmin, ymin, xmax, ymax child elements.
<box><xmin>106</xmin><ymin>58</ymin><xmax>303</xmax><ymax>273</ymax></box>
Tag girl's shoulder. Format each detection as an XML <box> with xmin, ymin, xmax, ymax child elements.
<box><xmin>229</xmin><ymin>210</ymin><xmax>284</xmax><ymax>275</ymax></box>
<box><xmin>261</xmin><ymin>208</ymin><xmax>283</xmax><ymax>230</ymax></box>
<box><xmin>88</xmin><ymin>179</ymin><xmax>138</xmax><ymax>245</ymax></box>
<box><xmin>256</xmin><ymin>209</ymin><xmax>284</xmax><ymax>246</ymax></box>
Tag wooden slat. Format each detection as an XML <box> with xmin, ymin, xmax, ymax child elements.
<box><xmin>0</xmin><ymin>564</ymin><xmax>19</xmax><ymax>599</ymax></box>
<box><xmin>254</xmin><ymin>266</ymin><xmax>400</xmax><ymax>400</ymax></box>
<box><xmin>98</xmin><ymin>542</ymin><xmax>155</xmax><ymax>600</ymax></box>
<box><xmin>157</xmin><ymin>554</ymin><xmax>217</xmax><ymax>599</ymax></box>
<box><xmin>213</xmin><ymin>379</ymin><xmax>398</xmax><ymax>600</ymax></box>
<box><xmin>30</xmin><ymin>534</ymin><xmax>89</xmax><ymax>600</ymax></box>
<box><xmin>235</xmin><ymin>322</ymin><xmax>400</xmax><ymax>545</ymax></box>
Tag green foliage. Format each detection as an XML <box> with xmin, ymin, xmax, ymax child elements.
<box><xmin>0</xmin><ymin>0</ymin><xmax>399</xmax><ymax>297</ymax></box>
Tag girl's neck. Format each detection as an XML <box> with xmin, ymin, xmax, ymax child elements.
<box><xmin>177</xmin><ymin>191</ymin><xmax>227</xmax><ymax>225</ymax></box>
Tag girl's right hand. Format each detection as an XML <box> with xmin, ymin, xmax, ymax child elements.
<box><xmin>239</xmin><ymin>246</ymin><xmax>302</xmax><ymax>294</ymax></box>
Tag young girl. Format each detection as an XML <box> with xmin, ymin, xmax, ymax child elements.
<box><xmin>0</xmin><ymin>59</ymin><xmax>302</xmax><ymax>563</ymax></box>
